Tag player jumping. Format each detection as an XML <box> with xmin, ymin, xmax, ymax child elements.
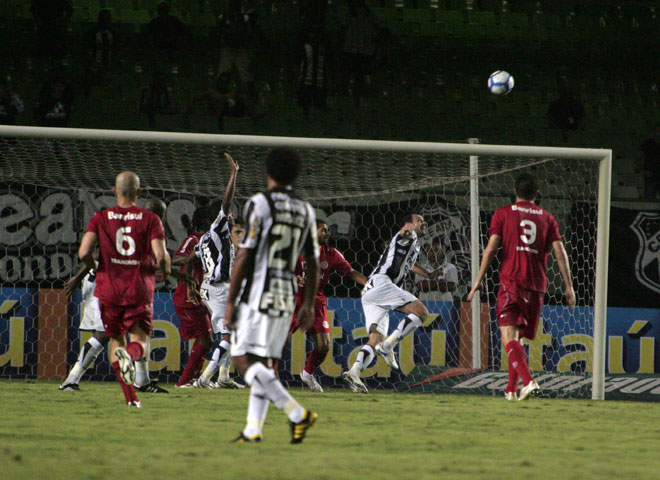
<box><xmin>289</xmin><ymin>219</ymin><xmax>367</xmax><ymax>392</ymax></box>
<box><xmin>467</xmin><ymin>173</ymin><xmax>575</xmax><ymax>401</ymax></box>
<box><xmin>194</xmin><ymin>152</ymin><xmax>245</xmax><ymax>389</ymax></box>
<box><xmin>343</xmin><ymin>213</ymin><xmax>436</xmax><ymax>394</ymax></box>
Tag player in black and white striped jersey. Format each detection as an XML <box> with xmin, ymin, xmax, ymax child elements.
<box><xmin>224</xmin><ymin>147</ymin><xmax>320</xmax><ymax>443</ymax></box>
<box><xmin>343</xmin><ymin>213</ymin><xmax>437</xmax><ymax>394</ymax></box>
<box><xmin>193</xmin><ymin>152</ymin><xmax>245</xmax><ymax>389</ymax></box>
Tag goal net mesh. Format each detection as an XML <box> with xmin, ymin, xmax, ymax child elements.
<box><xmin>0</xmin><ymin>132</ymin><xmax>600</xmax><ymax>398</ymax></box>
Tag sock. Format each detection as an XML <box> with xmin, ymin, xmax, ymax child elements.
<box><xmin>506</xmin><ymin>363</ymin><xmax>519</xmax><ymax>394</ymax></box>
<box><xmin>63</xmin><ymin>337</ymin><xmax>104</xmax><ymax>385</ymax></box>
<box><xmin>200</xmin><ymin>342</ymin><xmax>222</xmax><ymax>383</ymax></box>
<box><xmin>178</xmin><ymin>340</ymin><xmax>211</xmax><ymax>386</ymax></box>
<box><xmin>303</xmin><ymin>348</ymin><xmax>327</xmax><ymax>375</ymax></box>
<box><xmin>243</xmin><ymin>380</ymin><xmax>270</xmax><ymax>438</ymax></box>
<box><xmin>112</xmin><ymin>360</ymin><xmax>139</xmax><ymax>404</ymax></box>
<box><xmin>244</xmin><ymin>362</ymin><xmax>304</xmax><ymax>423</ymax></box>
<box><xmin>125</xmin><ymin>342</ymin><xmax>144</xmax><ymax>361</ymax></box>
<box><xmin>386</xmin><ymin>314</ymin><xmax>422</xmax><ymax>346</ymax></box>
<box><xmin>217</xmin><ymin>340</ymin><xmax>232</xmax><ymax>381</ymax></box>
<box><xmin>350</xmin><ymin>345</ymin><xmax>375</xmax><ymax>375</ymax></box>
<box><xmin>505</xmin><ymin>341</ymin><xmax>533</xmax><ymax>386</ymax></box>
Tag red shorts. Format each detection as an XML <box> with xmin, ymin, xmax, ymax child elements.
<box><xmin>176</xmin><ymin>304</ymin><xmax>212</xmax><ymax>340</ymax></box>
<box><xmin>495</xmin><ymin>281</ymin><xmax>544</xmax><ymax>340</ymax></box>
<box><xmin>100</xmin><ymin>302</ymin><xmax>154</xmax><ymax>338</ymax></box>
<box><xmin>289</xmin><ymin>301</ymin><xmax>329</xmax><ymax>335</ymax></box>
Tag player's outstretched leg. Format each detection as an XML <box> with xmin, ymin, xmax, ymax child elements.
<box><xmin>505</xmin><ymin>359</ymin><xmax>519</xmax><ymax>401</ymax></box>
<box><xmin>197</xmin><ymin>338</ymin><xmax>229</xmax><ymax>388</ymax></box>
<box><xmin>380</xmin><ymin>303</ymin><xmax>427</xmax><ymax>369</ymax></box>
<box><xmin>343</xmin><ymin>344</ymin><xmax>374</xmax><ymax>394</ymax></box>
<box><xmin>239</xmin><ymin>360</ymin><xmax>317</xmax><ymax>444</ymax></box>
<box><xmin>177</xmin><ymin>339</ymin><xmax>211</xmax><ymax>387</ymax></box>
<box><xmin>135</xmin><ymin>345</ymin><xmax>169</xmax><ymax>393</ymax></box>
<box><xmin>59</xmin><ymin>336</ymin><xmax>106</xmax><ymax>390</ymax></box>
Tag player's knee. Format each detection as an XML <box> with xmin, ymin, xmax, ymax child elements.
<box><xmin>413</xmin><ymin>302</ymin><xmax>429</xmax><ymax>320</ymax></box>
<box><xmin>317</xmin><ymin>343</ymin><xmax>330</xmax><ymax>357</ymax></box>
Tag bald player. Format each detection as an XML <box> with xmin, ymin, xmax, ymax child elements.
<box><xmin>79</xmin><ymin>171</ymin><xmax>170</xmax><ymax>407</ymax></box>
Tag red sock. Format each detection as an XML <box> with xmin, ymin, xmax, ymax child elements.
<box><xmin>304</xmin><ymin>348</ymin><xmax>327</xmax><ymax>375</ymax></box>
<box><xmin>505</xmin><ymin>341</ymin><xmax>533</xmax><ymax>386</ymax></box>
<box><xmin>178</xmin><ymin>341</ymin><xmax>210</xmax><ymax>386</ymax></box>
<box><xmin>506</xmin><ymin>362</ymin><xmax>519</xmax><ymax>394</ymax></box>
<box><xmin>125</xmin><ymin>342</ymin><xmax>144</xmax><ymax>361</ymax></box>
<box><xmin>112</xmin><ymin>361</ymin><xmax>139</xmax><ymax>404</ymax></box>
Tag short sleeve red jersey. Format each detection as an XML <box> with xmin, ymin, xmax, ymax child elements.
<box><xmin>173</xmin><ymin>232</ymin><xmax>204</xmax><ymax>307</ymax></box>
<box><xmin>87</xmin><ymin>205</ymin><xmax>165</xmax><ymax>306</ymax></box>
<box><xmin>490</xmin><ymin>200</ymin><xmax>561</xmax><ymax>293</ymax></box>
<box><xmin>296</xmin><ymin>244</ymin><xmax>353</xmax><ymax>305</ymax></box>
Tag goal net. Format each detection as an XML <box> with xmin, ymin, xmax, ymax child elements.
<box><xmin>0</xmin><ymin>126</ymin><xmax>611</xmax><ymax>399</ymax></box>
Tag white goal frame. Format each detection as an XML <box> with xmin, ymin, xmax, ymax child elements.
<box><xmin>0</xmin><ymin>125</ymin><xmax>612</xmax><ymax>400</ymax></box>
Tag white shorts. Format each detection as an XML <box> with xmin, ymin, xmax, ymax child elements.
<box><xmin>201</xmin><ymin>281</ymin><xmax>230</xmax><ymax>335</ymax></box>
<box><xmin>230</xmin><ymin>303</ymin><xmax>290</xmax><ymax>359</ymax></box>
<box><xmin>361</xmin><ymin>274</ymin><xmax>417</xmax><ymax>336</ymax></box>
<box><xmin>79</xmin><ymin>297</ymin><xmax>104</xmax><ymax>332</ymax></box>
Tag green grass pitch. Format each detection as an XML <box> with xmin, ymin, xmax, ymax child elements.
<box><xmin>2</xmin><ymin>380</ymin><xmax>660</xmax><ymax>479</ymax></box>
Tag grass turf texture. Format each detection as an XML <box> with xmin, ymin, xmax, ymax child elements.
<box><xmin>2</xmin><ymin>380</ymin><xmax>659</xmax><ymax>479</ymax></box>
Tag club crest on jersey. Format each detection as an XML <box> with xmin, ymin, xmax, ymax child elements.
<box><xmin>630</xmin><ymin>212</ymin><xmax>660</xmax><ymax>294</ymax></box>
<box><xmin>320</xmin><ymin>261</ymin><xmax>329</xmax><ymax>269</ymax></box>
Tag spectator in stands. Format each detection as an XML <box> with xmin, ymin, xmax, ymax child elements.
<box><xmin>81</xmin><ymin>9</ymin><xmax>116</xmax><ymax>97</ymax></box>
<box><xmin>0</xmin><ymin>78</ymin><xmax>25</xmax><ymax>125</ymax></box>
<box><xmin>299</xmin><ymin>0</ymin><xmax>329</xmax><ymax>34</ymax></box>
<box><xmin>297</xmin><ymin>29</ymin><xmax>330</xmax><ymax>118</ymax></box>
<box><xmin>342</xmin><ymin>0</ymin><xmax>381</xmax><ymax>107</ymax></box>
<box><xmin>144</xmin><ymin>1</ymin><xmax>191</xmax><ymax>63</ymax></box>
<box><xmin>140</xmin><ymin>71</ymin><xmax>175</xmax><ymax>129</ymax></box>
<box><xmin>216</xmin><ymin>0</ymin><xmax>259</xmax><ymax>105</ymax></box>
<box><xmin>90</xmin><ymin>9</ymin><xmax>115</xmax><ymax>70</ymax></box>
<box><xmin>546</xmin><ymin>85</ymin><xmax>586</xmax><ymax>141</ymax></box>
<box><xmin>34</xmin><ymin>67</ymin><xmax>74</xmax><ymax>127</ymax></box>
<box><xmin>637</xmin><ymin>124</ymin><xmax>660</xmax><ymax>200</ymax></box>
<box><xmin>30</xmin><ymin>0</ymin><xmax>73</xmax><ymax>59</ymax></box>
<box><xmin>189</xmin><ymin>72</ymin><xmax>261</xmax><ymax>131</ymax></box>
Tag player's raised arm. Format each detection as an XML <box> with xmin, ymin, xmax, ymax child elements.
<box><xmin>552</xmin><ymin>240</ymin><xmax>576</xmax><ymax>308</ymax></box>
<box><xmin>221</xmin><ymin>152</ymin><xmax>239</xmax><ymax>214</ymax></box>
<box><xmin>466</xmin><ymin>234</ymin><xmax>501</xmax><ymax>301</ymax></box>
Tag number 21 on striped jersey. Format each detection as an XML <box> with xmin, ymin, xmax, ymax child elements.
<box><xmin>268</xmin><ymin>224</ymin><xmax>301</xmax><ymax>270</ymax></box>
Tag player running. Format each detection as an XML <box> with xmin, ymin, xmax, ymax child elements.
<box><xmin>343</xmin><ymin>213</ymin><xmax>436</xmax><ymax>394</ymax></box>
<box><xmin>193</xmin><ymin>152</ymin><xmax>245</xmax><ymax>389</ymax></box>
<box><xmin>289</xmin><ymin>219</ymin><xmax>366</xmax><ymax>392</ymax></box>
<box><xmin>467</xmin><ymin>173</ymin><xmax>575</xmax><ymax>401</ymax></box>
<box><xmin>78</xmin><ymin>172</ymin><xmax>171</xmax><ymax>407</ymax></box>
<box><xmin>225</xmin><ymin>147</ymin><xmax>320</xmax><ymax>443</ymax></box>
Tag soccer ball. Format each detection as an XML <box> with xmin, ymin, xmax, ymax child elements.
<box><xmin>488</xmin><ymin>71</ymin><xmax>514</xmax><ymax>95</ymax></box>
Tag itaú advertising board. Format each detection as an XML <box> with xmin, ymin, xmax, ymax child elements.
<box><xmin>1</xmin><ymin>290</ymin><xmax>660</xmax><ymax>400</ymax></box>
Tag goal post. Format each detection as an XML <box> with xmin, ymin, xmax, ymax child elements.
<box><xmin>0</xmin><ymin>126</ymin><xmax>611</xmax><ymax>400</ymax></box>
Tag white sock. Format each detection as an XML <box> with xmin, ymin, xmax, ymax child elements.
<box><xmin>217</xmin><ymin>341</ymin><xmax>232</xmax><ymax>381</ymax></box>
<box><xmin>135</xmin><ymin>353</ymin><xmax>150</xmax><ymax>387</ymax></box>
<box><xmin>244</xmin><ymin>362</ymin><xmax>304</xmax><ymax>423</ymax></box>
<box><xmin>350</xmin><ymin>345</ymin><xmax>375</xmax><ymax>376</ymax></box>
<box><xmin>63</xmin><ymin>337</ymin><xmax>104</xmax><ymax>385</ymax></box>
<box><xmin>200</xmin><ymin>344</ymin><xmax>222</xmax><ymax>383</ymax></box>
<box><xmin>386</xmin><ymin>314</ymin><xmax>422</xmax><ymax>346</ymax></box>
<box><xmin>243</xmin><ymin>380</ymin><xmax>270</xmax><ymax>438</ymax></box>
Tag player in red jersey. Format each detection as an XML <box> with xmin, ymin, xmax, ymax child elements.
<box><xmin>289</xmin><ymin>220</ymin><xmax>367</xmax><ymax>392</ymax></box>
<box><xmin>78</xmin><ymin>171</ymin><xmax>171</xmax><ymax>407</ymax></box>
<box><xmin>467</xmin><ymin>173</ymin><xmax>575</xmax><ymax>401</ymax></box>
<box><xmin>172</xmin><ymin>204</ymin><xmax>213</xmax><ymax>387</ymax></box>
